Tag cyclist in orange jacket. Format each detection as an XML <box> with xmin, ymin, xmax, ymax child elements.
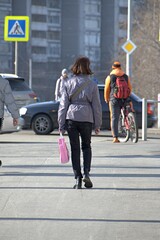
<box><xmin>104</xmin><ymin>61</ymin><xmax>133</xmax><ymax>143</ymax></box>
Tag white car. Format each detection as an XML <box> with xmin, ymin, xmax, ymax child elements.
<box><xmin>0</xmin><ymin>73</ymin><xmax>39</xmax><ymax>109</ymax></box>
<box><xmin>0</xmin><ymin>106</ymin><xmax>23</xmax><ymax>134</ymax></box>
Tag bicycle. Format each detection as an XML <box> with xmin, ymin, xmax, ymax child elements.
<box><xmin>118</xmin><ymin>103</ymin><xmax>138</xmax><ymax>143</ymax></box>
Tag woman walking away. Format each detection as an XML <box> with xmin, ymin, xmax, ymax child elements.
<box><xmin>58</xmin><ymin>56</ymin><xmax>102</xmax><ymax>189</ymax></box>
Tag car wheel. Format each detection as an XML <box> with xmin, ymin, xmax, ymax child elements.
<box><xmin>32</xmin><ymin>114</ymin><xmax>53</xmax><ymax>135</ymax></box>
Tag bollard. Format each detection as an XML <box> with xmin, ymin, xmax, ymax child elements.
<box><xmin>142</xmin><ymin>98</ymin><xmax>147</xmax><ymax>141</ymax></box>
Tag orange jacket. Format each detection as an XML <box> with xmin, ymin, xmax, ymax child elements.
<box><xmin>104</xmin><ymin>68</ymin><xmax>132</xmax><ymax>103</ymax></box>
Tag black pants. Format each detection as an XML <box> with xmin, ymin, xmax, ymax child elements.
<box><xmin>0</xmin><ymin>118</ymin><xmax>2</xmax><ymax>130</ymax></box>
<box><xmin>67</xmin><ymin>120</ymin><xmax>92</xmax><ymax>179</ymax></box>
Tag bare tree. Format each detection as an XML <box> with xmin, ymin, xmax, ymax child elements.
<box><xmin>131</xmin><ymin>0</ymin><xmax>160</xmax><ymax>99</ymax></box>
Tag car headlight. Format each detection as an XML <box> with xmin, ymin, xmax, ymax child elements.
<box><xmin>19</xmin><ymin>107</ymin><xmax>27</xmax><ymax>116</ymax></box>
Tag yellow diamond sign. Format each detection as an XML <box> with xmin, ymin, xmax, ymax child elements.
<box><xmin>122</xmin><ymin>40</ymin><xmax>137</xmax><ymax>55</ymax></box>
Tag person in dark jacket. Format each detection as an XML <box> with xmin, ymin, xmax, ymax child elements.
<box><xmin>58</xmin><ymin>57</ymin><xmax>102</xmax><ymax>189</ymax></box>
<box><xmin>0</xmin><ymin>76</ymin><xmax>20</xmax><ymax>166</ymax></box>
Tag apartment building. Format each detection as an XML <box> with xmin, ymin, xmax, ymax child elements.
<box><xmin>0</xmin><ymin>0</ymin><xmax>12</xmax><ymax>72</ymax></box>
<box><xmin>0</xmin><ymin>0</ymin><xmax>129</xmax><ymax>100</ymax></box>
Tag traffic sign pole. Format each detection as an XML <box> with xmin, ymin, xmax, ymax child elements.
<box><xmin>122</xmin><ymin>0</ymin><xmax>137</xmax><ymax>78</ymax></box>
<box><xmin>15</xmin><ymin>42</ymin><xmax>18</xmax><ymax>75</ymax></box>
<box><xmin>126</xmin><ymin>0</ymin><xmax>131</xmax><ymax>76</ymax></box>
<box><xmin>4</xmin><ymin>16</ymin><xmax>29</xmax><ymax>75</ymax></box>
<box><xmin>29</xmin><ymin>58</ymin><xmax>32</xmax><ymax>89</ymax></box>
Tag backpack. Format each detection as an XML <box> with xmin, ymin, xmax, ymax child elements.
<box><xmin>113</xmin><ymin>75</ymin><xmax>130</xmax><ymax>99</ymax></box>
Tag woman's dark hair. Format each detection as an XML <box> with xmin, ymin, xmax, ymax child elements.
<box><xmin>71</xmin><ymin>56</ymin><xmax>93</xmax><ymax>75</ymax></box>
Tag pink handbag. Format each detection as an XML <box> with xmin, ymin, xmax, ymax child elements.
<box><xmin>58</xmin><ymin>133</ymin><xmax>69</xmax><ymax>164</ymax></box>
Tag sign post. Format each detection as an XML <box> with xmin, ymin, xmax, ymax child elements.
<box><xmin>15</xmin><ymin>41</ymin><xmax>18</xmax><ymax>75</ymax></box>
<box><xmin>121</xmin><ymin>0</ymin><xmax>137</xmax><ymax>77</ymax></box>
<box><xmin>4</xmin><ymin>16</ymin><xmax>29</xmax><ymax>75</ymax></box>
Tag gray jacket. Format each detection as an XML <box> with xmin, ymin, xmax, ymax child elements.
<box><xmin>0</xmin><ymin>77</ymin><xmax>20</xmax><ymax>119</ymax></box>
<box><xmin>58</xmin><ymin>75</ymin><xmax>102</xmax><ymax>130</ymax></box>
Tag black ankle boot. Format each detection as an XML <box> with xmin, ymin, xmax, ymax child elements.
<box><xmin>73</xmin><ymin>177</ymin><xmax>82</xmax><ymax>189</ymax></box>
<box><xmin>83</xmin><ymin>174</ymin><xmax>93</xmax><ymax>188</ymax></box>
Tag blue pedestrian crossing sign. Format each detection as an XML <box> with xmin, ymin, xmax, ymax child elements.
<box><xmin>4</xmin><ymin>16</ymin><xmax>29</xmax><ymax>42</ymax></box>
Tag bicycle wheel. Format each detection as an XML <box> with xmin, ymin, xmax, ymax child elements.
<box><xmin>118</xmin><ymin>113</ymin><xmax>130</xmax><ymax>143</ymax></box>
<box><xmin>128</xmin><ymin>112</ymin><xmax>138</xmax><ymax>143</ymax></box>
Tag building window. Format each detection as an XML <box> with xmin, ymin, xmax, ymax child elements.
<box><xmin>85</xmin><ymin>47</ymin><xmax>100</xmax><ymax>62</ymax></box>
<box><xmin>47</xmin><ymin>30</ymin><xmax>60</xmax><ymax>40</ymax></box>
<box><xmin>85</xmin><ymin>2</ymin><xmax>101</xmax><ymax>14</ymax></box>
<box><xmin>48</xmin><ymin>43</ymin><xmax>61</xmax><ymax>58</ymax></box>
<box><xmin>47</xmin><ymin>0</ymin><xmax>61</xmax><ymax>9</ymax></box>
<box><xmin>85</xmin><ymin>18</ymin><xmax>100</xmax><ymax>29</ymax></box>
<box><xmin>32</xmin><ymin>46</ymin><xmax>46</xmax><ymax>54</ymax></box>
<box><xmin>85</xmin><ymin>32</ymin><xmax>100</xmax><ymax>46</ymax></box>
<box><xmin>0</xmin><ymin>0</ymin><xmax>11</xmax><ymax>3</ymax></box>
<box><xmin>119</xmin><ymin>7</ymin><xmax>128</xmax><ymax>15</ymax></box>
<box><xmin>32</xmin><ymin>14</ymin><xmax>47</xmax><ymax>22</ymax></box>
<box><xmin>48</xmin><ymin>13</ymin><xmax>61</xmax><ymax>25</ymax></box>
<box><xmin>32</xmin><ymin>30</ymin><xmax>46</xmax><ymax>38</ymax></box>
<box><xmin>32</xmin><ymin>0</ymin><xmax>46</xmax><ymax>6</ymax></box>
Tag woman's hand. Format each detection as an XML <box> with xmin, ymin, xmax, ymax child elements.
<box><xmin>95</xmin><ymin>128</ymin><xmax>100</xmax><ymax>135</ymax></box>
<box><xmin>13</xmin><ymin>118</ymin><xmax>18</xmax><ymax>126</ymax></box>
<box><xmin>59</xmin><ymin>129</ymin><xmax>65</xmax><ymax>135</ymax></box>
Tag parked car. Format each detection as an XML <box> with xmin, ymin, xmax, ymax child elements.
<box><xmin>19</xmin><ymin>84</ymin><xmax>157</xmax><ymax>135</ymax></box>
<box><xmin>0</xmin><ymin>73</ymin><xmax>39</xmax><ymax>109</ymax></box>
<box><xmin>0</xmin><ymin>106</ymin><xmax>23</xmax><ymax>134</ymax></box>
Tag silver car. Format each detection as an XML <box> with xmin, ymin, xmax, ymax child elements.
<box><xmin>0</xmin><ymin>73</ymin><xmax>39</xmax><ymax>109</ymax></box>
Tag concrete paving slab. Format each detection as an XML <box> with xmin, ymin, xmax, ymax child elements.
<box><xmin>0</xmin><ymin>131</ymin><xmax>160</xmax><ymax>240</ymax></box>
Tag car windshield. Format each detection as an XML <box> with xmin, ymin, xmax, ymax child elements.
<box><xmin>6</xmin><ymin>78</ymin><xmax>31</xmax><ymax>91</ymax></box>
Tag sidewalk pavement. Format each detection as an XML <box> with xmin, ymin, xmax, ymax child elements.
<box><xmin>0</xmin><ymin>131</ymin><xmax>160</xmax><ymax>240</ymax></box>
<box><xmin>97</xmin><ymin>128</ymin><xmax>160</xmax><ymax>139</ymax></box>
<box><xmin>0</xmin><ymin>127</ymin><xmax>160</xmax><ymax>143</ymax></box>
<box><xmin>146</xmin><ymin>127</ymin><xmax>160</xmax><ymax>138</ymax></box>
